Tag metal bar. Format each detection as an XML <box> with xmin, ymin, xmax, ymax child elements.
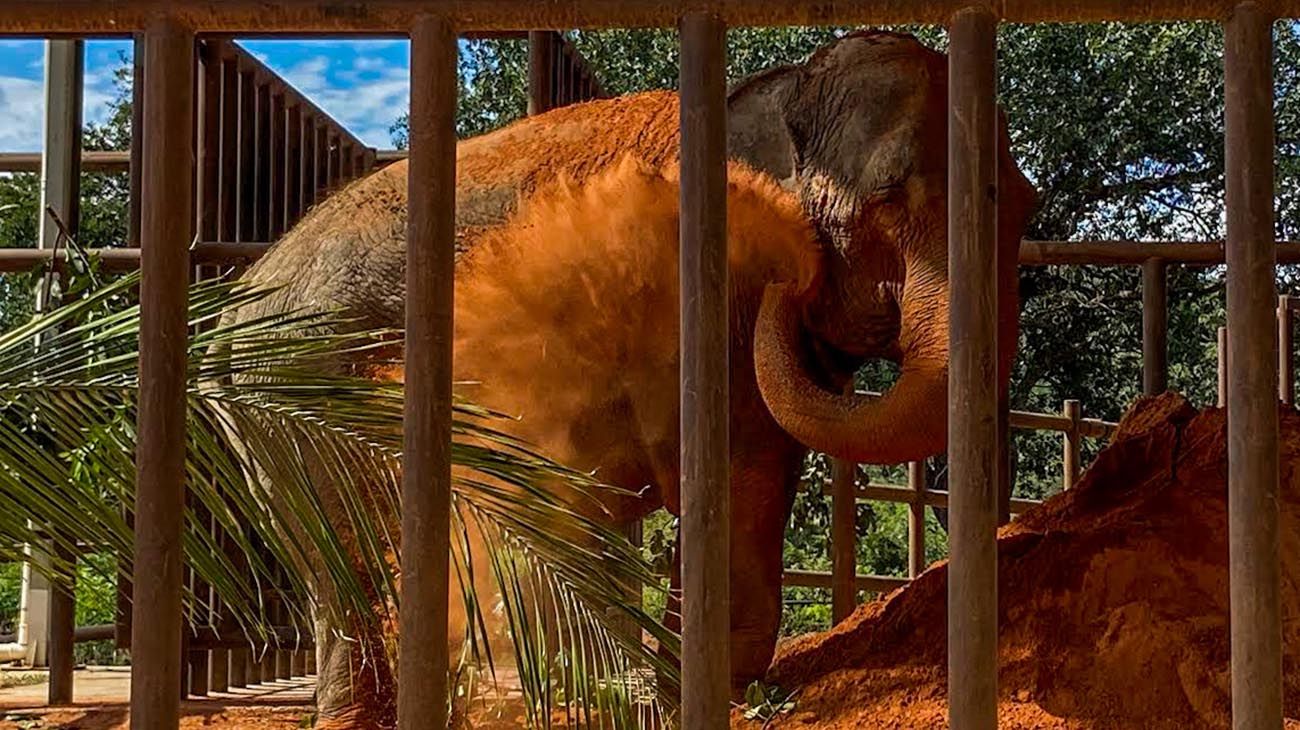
<box><xmin>1224</xmin><ymin>5</ymin><xmax>1283</xmax><ymax>728</ymax></box>
<box><xmin>399</xmin><ymin>15</ymin><xmax>457</xmax><ymax>730</ymax></box>
<box><xmin>907</xmin><ymin>462</ymin><xmax>926</xmax><ymax>578</ymax></box>
<box><xmin>1280</xmin><ymin>295</ymin><xmax>1293</xmax><ymax>405</ymax></box>
<box><xmin>830</xmin><ymin>458</ymin><xmax>857</xmax><ymax>625</ymax></box>
<box><xmin>679</xmin><ymin>11</ymin><xmax>730</xmax><ymax>725</ymax></box>
<box><xmin>131</xmin><ymin>16</ymin><xmax>194</xmax><ymax>729</ymax></box>
<box><xmin>1143</xmin><ymin>259</ymin><xmax>1169</xmax><ymax>395</ymax></box>
<box><xmin>1062</xmin><ymin>399</ymin><xmax>1082</xmax><ymax>490</ymax></box>
<box><xmin>527</xmin><ymin>30</ymin><xmax>555</xmax><ymax>115</ymax></box>
<box><xmin>12</xmin><ymin>1</ymin><xmax>1300</xmax><ymax>33</ymax></box>
<box><xmin>947</xmin><ymin>8</ymin><xmax>999</xmax><ymax>730</ymax></box>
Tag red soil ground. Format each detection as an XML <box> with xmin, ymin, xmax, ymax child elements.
<box><xmin>753</xmin><ymin>393</ymin><xmax>1300</xmax><ymax>729</ymax></box>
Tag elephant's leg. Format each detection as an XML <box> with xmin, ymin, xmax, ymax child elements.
<box><xmin>313</xmin><ymin>584</ymin><xmax>395</xmax><ymax>727</ymax></box>
<box><xmin>727</xmin><ymin>460</ymin><xmax>799</xmax><ymax>696</ymax></box>
<box><xmin>655</xmin><ymin>454</ymin><xmax>798</xmax><ymax>698</ymax></box>
<box><xmin>310</xmin><ymin>555</ymin><xmax>397</xmax><ymax>730</ymax></box>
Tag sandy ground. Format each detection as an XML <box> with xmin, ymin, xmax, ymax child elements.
<box><xmin>0</xmin><ymin>668</ymin><xmax>315</xmax><ymax>729</ymax></box>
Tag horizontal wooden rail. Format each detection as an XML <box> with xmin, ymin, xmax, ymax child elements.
<box><xmin>4</xmin><ymin>0</ymin><xmax>1300</xmax><ymax>33</ymax></box>
<box><xmin>856</xmin><ymin>391</ymin><xmax>1118</xmax><ymax>438</ymax></box>
<box><xmin>817</xmin><ymin>480</ymin><xmax>1042</xmax><ymax>514</ymax></box>
<box><xmin>1021</xmin><ymin>239</ymin><xmax>1300</xmax><ymax>266</ymax></box>
<box><xmin>783</xmin><ymin>569</ymin><xmax>909</xmax><ymax>594</ymax></box>
<box><xmin>0</xmin><ymin>242</ymin><xmax>270</xmax><ymax>271</ymax></box>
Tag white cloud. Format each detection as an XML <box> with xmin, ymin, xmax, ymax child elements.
<box><xmin>275</xmin><ymin>54</ymin><xmax>410</xmax><ymax>148</ymax></box>
<box><xmin>0</xmin><ymin>75</ymin><xmax>44</xmax><ymax>150</ymax></box>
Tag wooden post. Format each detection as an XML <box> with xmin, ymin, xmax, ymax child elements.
<box><xmin>38</xmin><ymin>37</ymin><xmax>84</xmax><ymax>707</ymax></box>
<box><xmin>254</xmin><ymin>83</ymin><xmax>271</xmax><ymax>241</ymax></box>
<box><xmin>908</xmin><ymin>462</ymin><xmax>926</xmax><ymax>578</ymax></box>
<box><xmin>1062</xmin><ymin>400</ymin><xmax>1082</xmax><ymax>490</ymax></box>
<box><xmin>947</xmin><ymin>8</ymin><xmax>999</xmax><ymax>730</ymax></box>
<box><xmin>1143</xmin><ymin>258</ymin><xmax>1169</xmax><ymax>395</ymax></box>
<box><xmin>1279</xmin><ymin>295</ymin><xmax>1293</xmax><ymax>405</ymax></box>
<box><xmin>216</xmin><ymin>56</ymin><xmax>238</xmax><ymax>243</ymax></box>
<box><xmin>268</xmin><ymin>92</ymin><xmax>285</xmax><ymax>240</ymax></box>
<box><xmin>679</xmin><ymin>10</ymin><xmax>730</xmax><ymax>727</ymax></box>
<box><xmin>398</xmin><ymin>15</ymin><xmax>457</xmax><ymax>730</ymax></box>
<box><xmin>830</xmin><ymin>459</ymin><xmax>857</xmax><ymax>625</ymax></box>
<box><xmin>527</xmin><ymin>31</ymin><xmax>555</xmax><ymax>116</ymax></box>
<box><xmin>1224</xmin><ymin>5</ymin><xmax>1283</xmax><ymax>728</ymax></box>
<box><xmin>1219</xmin><ymin>325</ymin><xmax>1229</xmax><ymax>407</ymax></box>
<box><xmin>235</xmin><ymin>70</ymin><xmax>256</xmax><ymax>242</ymax></box>
<box><xmin>131</xmin><ymin>16</ymin><xmax>194</xmax><ymax>729</ymax></box>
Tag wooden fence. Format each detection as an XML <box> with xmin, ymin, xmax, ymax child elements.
<box><xmin>2</xmin><ymin>4</ymin><xmax>1295</xmax><ymax>728</ymax></box>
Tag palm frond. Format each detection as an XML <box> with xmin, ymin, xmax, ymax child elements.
<box><xmin>0</xmin><ymin>270</ymin><xmax>679</xmax><ymax>727</ymax></box>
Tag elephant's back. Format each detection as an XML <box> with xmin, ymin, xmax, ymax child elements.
<box><xmin>233</xmin><ymin>91</ymin><xmax>682</xmax><ymax>337</ymax></box>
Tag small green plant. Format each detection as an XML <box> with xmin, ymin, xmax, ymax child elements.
<box><xmin>741</xmin><ymin>680</ymin><xmax>798</xmax><ymax>728</ymax></box>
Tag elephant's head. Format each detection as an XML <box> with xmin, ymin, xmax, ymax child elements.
<box><xmin>729</xmin><ymin>30</ymin><xmax>1036</xmax><ymax>464</ymax></box>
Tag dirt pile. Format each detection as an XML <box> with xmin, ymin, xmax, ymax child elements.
<box><xmin>757</xmin><ymin>393</ymin><xmax>1300</xmax><ymax>729</ymax></box>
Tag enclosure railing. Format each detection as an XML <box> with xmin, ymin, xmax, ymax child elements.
<box><xmin>2</xmin><ymin>3</ymin><xmax>1294</xmax><ymax>729</ymax></box>
<box><xmin>792</xmin><ymin>398</ymin><xmax>1119</xmax><ymax>615</ymax></box>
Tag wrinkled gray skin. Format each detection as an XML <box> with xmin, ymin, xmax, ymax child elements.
<box><xmin>233</xmin><ymin>31</ymin><xmax>1034</xmax><ymax>726</ymax></box>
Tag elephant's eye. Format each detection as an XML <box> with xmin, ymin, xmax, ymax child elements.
<box><xmin>867</xmin><ymin>182</ymin><xmax>905</xmax><ymax>205</ymax></box>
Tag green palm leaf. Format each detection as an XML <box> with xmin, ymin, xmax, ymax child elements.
<box><xmin>0</xmin><ymin>268</ymin><xmax>679</xmax><ymax>727</ymax></box>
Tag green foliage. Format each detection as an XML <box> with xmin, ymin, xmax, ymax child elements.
<box><xmin>741</xmin><ymin>681</ymin><xmax>798</xmax><ymax>727</ymax></box>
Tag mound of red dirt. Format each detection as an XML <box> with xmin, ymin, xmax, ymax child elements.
<box><xmin>755</xmin><ymin>393</ymin><xmax>1300</xmax><ymax>729</ymax></box>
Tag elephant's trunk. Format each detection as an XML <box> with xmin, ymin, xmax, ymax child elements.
<box><xmin>753</xmin><ymin>253</ymin><xmax>950</xmax><ymax>465</ymax></box>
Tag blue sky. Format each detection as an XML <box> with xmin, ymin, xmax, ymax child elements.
<box><xmin>0</xmin><ymin>38</ymin><xmax>413</xmax><ymax>152</ymax></box>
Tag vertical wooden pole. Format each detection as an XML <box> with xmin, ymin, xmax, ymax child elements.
<box><xmin>131</xmin><ymin>16</ymin><xmax>194</xmax><ymax>730</ymax></box>
<box><xmin>528</xmin><ymin>31</ymin><xmax>556</xmax><ymax>115</ymax></box>
<box><xmin>996</xmin><ymin>394</ymin><xmax>1011</xmax><ymax>526</ymax></box>
<box><xmin>399</xmin><ymin>15</ymin><xmax>457</xmax><ymax>730</ymax></box>
<box><xmin>284</xmin><ymin>104</ymin><xmax>301</xmax><ymax>231</ymax></box>
<box><xmin>830</xmin><ymin>459</ymin><xmax>857</xmax><ymax>625</ymax></box>
<box><xmin>216</xmin><ymin>55</ymin><xmax>238</xmax><ymax>243</ymax></box>
<box><xmin>1219</xmin><ymin>325</ymin><xmax>1230</xmax><ymax>407</ymax></box>
<box><xmin>1279</xmin><ymin>295</ymin><xmax>1293</xmax><ymax>405</ymax></box>
<box><xmin>235</xmin><ymin>70</ymin><xmax>255</xmax><ymax>243</ymax></box>
<box><xmin>1143</xmin><ymin>258</ymin><xmax>1169</xmax><ymax>395</ymax></box>
<box><xmin>1062</xmin><ymin>399</ymin><xmax>1081</xmax><ymax>490</ymax></box>
<box><xmin>947</xmin><ymin>8</ymin><xmax>999</xmax><ymax>730</ymax></box>
<box><xmin>38</xmin><ymin>37</ymin><xmax>84</xmax><ymax>707</ymax></box>
<box><xmin>196</xmin><ymin>41</ymin><xmax>221</xmax><ymax>244</ymax></box>
<box><xmin>908</xmin><ymin>462</ymin><xmax>927</xmax><ymax>578</ymax></box>
<box><xmin>268</xmin><ymin>93</ymin><xmax>285</xmax><ymax>241</ymax></box>
<box><xmin>254</xmin><ymin>84</ymin><xmax>271</xmax><ymax>241</ymax></box>
<box><xmin>117</xmin><ymin>34</ymin><xmax>145</xmax><ymax>654</ymax></box>
<box><xmin>1224</xmin><ymin>5</ymin><xmax>1283</xmax><ymax>729</ymax></box>
<box><xmin>679</xmin><ymin>11</ymin><xmax>730</xmax><ymax>727</ymax></box>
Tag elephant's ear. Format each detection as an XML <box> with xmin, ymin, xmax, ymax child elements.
<box><xmin>726</xmin><ymin>65</ymin><xmax>802</xmax><ymax>190</ymax></box>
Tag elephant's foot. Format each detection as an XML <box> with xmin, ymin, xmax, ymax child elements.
<box><xmin>314</xmin><ymin>704</ymin><xmax>394</xmax><ymax>730</ymax></box>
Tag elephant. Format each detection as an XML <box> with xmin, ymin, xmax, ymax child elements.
<box><xmin>232</xmin><ymin>29</ymin><xmax>1035</xmax><ymax>727</ymax></box>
